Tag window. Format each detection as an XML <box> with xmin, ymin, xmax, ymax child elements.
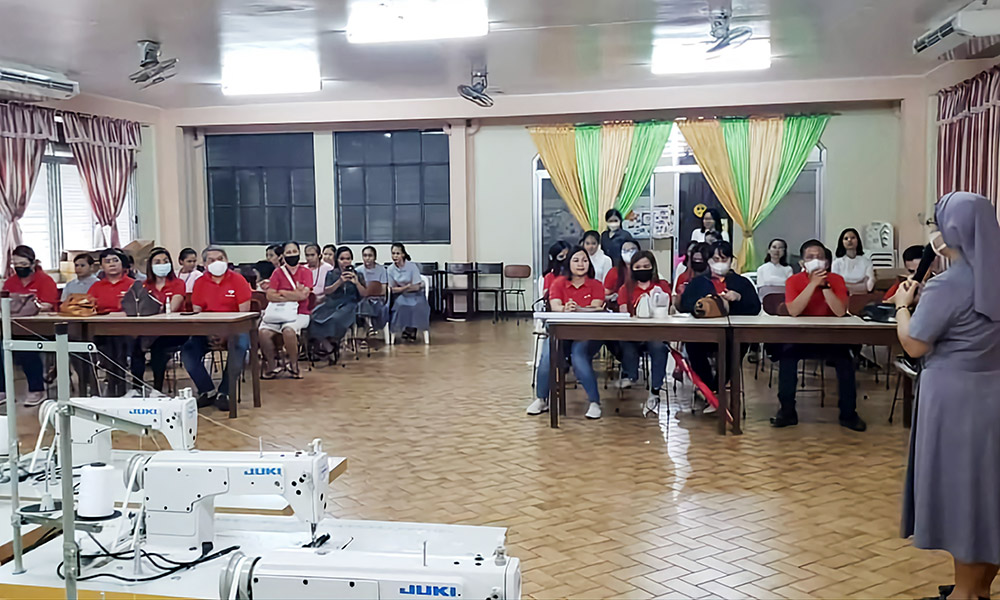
<box><xmin>205</xmin><ymin>133</ymin><xmax>316</xmax><ymax>245</ymax></box>
<box><xmin>20</xmin><ymin>144</ymin><xmax>137</xmax><ymax>270</ymax></box>
<box><xmin>334</xmin><ymin>130</ymin><xmax>450</xmax><ymax>244</ymax></box>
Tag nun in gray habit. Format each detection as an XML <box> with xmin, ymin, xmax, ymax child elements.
<box><xmin>894</xmin><ymin>192</ymin><xmax>1000</xmax><ymax>600</ymax></box>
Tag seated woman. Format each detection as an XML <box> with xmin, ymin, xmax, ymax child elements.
<box><xmin>310</xmin><ymin>246</ymin><xmax>368</xmax><ymax>361</ymax></box>
<box><xmin>526</xmin><ymin>246</ymin><xmax>606</xmax><ymax>420</ymax></box>
<box><xmin>304</xmin><ymin>243</ymin><xmax>333</xmax><ymax>301</ymax></box>
<box><xmin>673</xmin><ymin>242</ymin><xmax>709</xmax><ymax>303</ymax></box>
<box><xmin>832</xmin><ymin>227</ymin><xmax>875</xmax><ymax>295</ymax></box>
<box><xmin>176</xmin><ymin>247</ymin><xmax>203</xmax><ymax>293</ymax></box>
<box><xmin>321</xmin><ymin>244</ymin><xmax>337</xmax><ymax>266</ymax></box>
<box><xmin>358</xmin><ymin>245</ymin><xmax>389</xmax><ymax>332</ymax></box>
<box><xmin>259</xmin><ymin>242</ymin><xmax>312</xmax><ymax>379</ymax></box>
<box><xmin>129</xmin><ymin>247</ymin><xmax>187</xmax><ymax>393</ymax></box>
<box><xmin>680</xmin><ymin>241</ymin><xmax>761</xmax><ymax>413</ymax></box>
<box><xmin>616</xmin><ymin>251</ymin><xmax>671</xmax><ymax>417</ymax></box>
<box><xmin>541</xmin><ymin>241</ymin><xmax>570</xmax><ymax>300</ymax></box>
<box><xmin>581</xmin><ymin>230</ymin><xmax>612</xmax><ymax>284</ymax></box>
<box><xmin>604</xmin><ymin>239</ymin><xmax>641</xmax><ymax>305</ymax></box>
<box><xmin>88</xmin><ymin>248</ymin><xmax>136</xmax><ymax>396</ymax></box>
<box><xmin>0</xmin><ymin>245</ymin><xmax>59</xmax><ymax>407</ymax></box>
<box><xmin>387</xmin><ymin>243</ymin><xmax>432</xmax><ymax>342</ymax></box>
<box><xmin>756</xmin><ymin>238</ymin><xmax>794</xmax><ymax>290</ymax></box>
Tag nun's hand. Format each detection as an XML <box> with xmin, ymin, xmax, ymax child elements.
<box><xmin>894</xmin><ymin>279</ymin><xmax>918</xmax><ymax>308</ymax></box>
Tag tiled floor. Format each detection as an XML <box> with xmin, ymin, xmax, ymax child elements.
<box><xmin>9</xmin><ymin>318</ymin><xmax>966</xmax><ymax>598</ymax></box>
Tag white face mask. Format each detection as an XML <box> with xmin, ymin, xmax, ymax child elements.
<box><xmin>709</xmin><ymin>260</ymin><xmax>731</xmax><ymax>276</ymax></box>
<box><xmin>207</xmin><ymin>260</ymin><xmax>228</xmax><ymax>277</ymax></box>
<box><xmin>152</xmin><ymin>263</ymin><xmax>172</xmax><ymax>277</ymax></box>
<box><xmin>804</xmin><ymin>258</ymin><xmax>827</xmax><ymax>273</ymax></box>
<box><xmin>929</xmin><ymin>231</ymin><xmax>946</xmax><ymax>256</ymax></box>
<box><xmin>607</xmin><ymin>221</ymin><xmax>621</xmax><ymax>231</ymax></box>
<box><xmin>621</xmin><ymin>249</ymin><xmax>636</xmax><ymax>264</ymax></box>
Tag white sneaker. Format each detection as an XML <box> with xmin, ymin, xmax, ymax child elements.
<box><xmin>24</xmin><ymin>391</ymin><xmax>45</xmax><ymax>408</ymax></box>
<box><xmin>643</xmin><ymin>393</ymin><xmax>660</xmax><ymax>418</ymax></box>
<box><xmin>585</xmin><ymin>403</ymin><xmax>602</xmax><ymax>420</ymax></box>
<box><xmin>611</xmin><ymin>378</ymin><xmax>634</xmax><ymax>390</ymax></box>
<box><xmin>703</xmin><ymin>403</ymin><xmax>717</xmax><ymax>415</ymax></box>
<box><xmin>526</xmin><ymin>398</ymin><xmax>549</xmax><ymax>415</ymax></box>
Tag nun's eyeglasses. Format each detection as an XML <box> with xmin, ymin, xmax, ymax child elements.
<box><xmin>925</xmin><ymin>218</ymin><xmax>937</xmax><ymax>227</ymax></box>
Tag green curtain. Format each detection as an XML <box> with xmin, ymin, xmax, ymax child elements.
<box><xmin>615</xmin><ymin>121</ymin><xmax>672</xmax><ymax>216</ymax></box>
<box><xmin>721</xmin><ymin>118</ymin><xmax>751</xmax><ymax>227</ymax></box>
<box><xmin>574</xmin><ymin>125</ymin><xmax>602</xmax><ymax>229</ymax></box>
<box><xmin>757</xmin><ymin>115</ymin><xmax>830</xmax><ymax>225</ymax></box>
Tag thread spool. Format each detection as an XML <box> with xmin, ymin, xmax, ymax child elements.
<box><xmin>78</xmin><ymin>463</ymin><xmax>115</xmax><ymax>519</ymax></box>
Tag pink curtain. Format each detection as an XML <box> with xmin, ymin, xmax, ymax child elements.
<box><xmin>937</xmin><ymin>65</ymin><xmax>1000</xmax><ymax>208</ymax></box>
<box><xmin>63</xmin><ymin>113</ymin><xmax>142</xmax><ymax>247</ymax></box>
<box><xmin>0</xmin><ymin>103</ymin><xmax>58</xmax><ymax>274</ymax></box>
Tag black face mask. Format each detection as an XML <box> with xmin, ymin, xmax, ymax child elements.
<box><xmin>632</xmin><ymin>269</ymin><xmax>654</xmax><ymax>282</ymax></box>
<box><xmin>690</xmin><ymin>259</ymin><xmax>707</xmax><ymax>273</ymax></box>
<box><xmin>14</xmin><ymin>266</ymin><xmax>32</xmax><ymax>279</ymax></box>
<box><xmin>284</xmin><ymin>255</ymin><xmax>300</xmax><ymax>267</ymax></box>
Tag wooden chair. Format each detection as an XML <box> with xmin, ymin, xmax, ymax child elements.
<box><xmin>441</xmin><ymin>262</ymin><xmax>476</xmax><ymax>319</ymax></box>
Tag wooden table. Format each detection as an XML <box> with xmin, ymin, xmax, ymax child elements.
<box><xmin>10</xmin><ymin>312</ymin><xmax>261</xmax><ymax>418</ymax></box>
<box><xmin>540</xmin><ymin>313</ymin><xmax>732</xmax><ymax>433</ymax></box>
<box><xmin>727</xmin><ymin>315</ymin><xmax>901</xmax><ymax>434</ymax></box>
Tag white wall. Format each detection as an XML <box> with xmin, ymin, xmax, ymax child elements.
<box><xmin>133</xmin><ymin>125</ymin><xmax>158</xmax><ymax>241</ymax></box>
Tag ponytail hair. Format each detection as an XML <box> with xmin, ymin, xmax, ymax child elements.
<box><xmin>391</xmin><ymin>242</ymin><xmax>412</xmax><ymax>262</ymax></box>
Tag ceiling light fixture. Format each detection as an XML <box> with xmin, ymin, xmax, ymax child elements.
<box><xmin>346</xmin><ymin>0</ymin><xmax>489</xmax><ymax>44</ymax></box>
<box><xmin>650</xmin><ymin>38</ymin><xmax>771</xmax><ymax>75</ymax></box>
<box><xmin>221</xmin><ymin>39</ymin><xmax>321</xmax><ymax>95</ymax></box>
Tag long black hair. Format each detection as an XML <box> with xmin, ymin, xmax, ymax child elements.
<box><xmin>835</xmin><ymin>227</ymin><xmax>864</xmax><ymax>258</ymax></box>
<box><xmin>624</xmin><ymin>250</ymin><xmax>661</xmax><ymax>299</ymax></box>
<box><xmin>145</xmin><ymin>247</ymin><xmax>177</xmax><ymax>282</ymax></box>
<box><xmin>566</xmin><ymin>245</ymin><xmax>596</xmax><ymax>280</ymax></box>
<box><xmin>11</xmin><ymin>245</ymin><xmax>41</xmax><ymax>273</ymax></box>
<box><xmin>580</xmin><ymin>230</ymin><xmax>601</xmax><ymax>248</ymax></box>
<box><xmin>700</xmin><ymin>208</ymin><xmax>723</xmax><ymax>233</ymax></box>
<box><xmin>762</xmin><ymin>238</ymin><xmax>789</xmax><ymax>267</ymax></box>
<box><xmin>613</xmin><ymin>239</ymin><xmax>641</xmax><ymax>292</ymax></box>
<box><xmin>546</xmin><ymin>241</ymin><xmax>571</xmax><ymax>277</ymax></box>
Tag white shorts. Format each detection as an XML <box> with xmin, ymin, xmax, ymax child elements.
<box><xmin>259</xmin><ymin>314</ymin><xmax>310</xmax><ymax>335</ymax></box>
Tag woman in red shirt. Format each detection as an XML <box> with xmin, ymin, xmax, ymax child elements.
<box><xmin>89</xmin><ymin>248</ymin><xmax>136</xmax><ymax>396</ymax></box>
<box><xmin>0</xmin><ymin>245</ymin><xmax>58</xmax><ymax>406</ymax></box>
<box><xmin>260</xmin><ymin>241</ymin><xmax>313</xmax><ymax>379</ymax></box>
<box><xmin>615</xmin><ymin>251</ymin><xmax>671</xmax><ymax>417</ymax></box>
<box><xmin>540</xmin><ymin>241</ymin><xmax>570</xmax><ymax>300</ymax></box>
<box><xmin>604</xmin><ymin>239</ymin><xmax>640</xmax><ymax>306</ymax></box>
<box><xmin>526</xmin><ymin>246</ymin><xmax>607</xmax><ymax>420</ymax></box>
<box><xmin>129</xmin><ymin>247</ymin><xmax>187</xmax><ymax>393</ymax></box>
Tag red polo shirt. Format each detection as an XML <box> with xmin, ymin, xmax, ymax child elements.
<box><xmin>144</xmin><ymin>277</ymin><xmax>186</xmax><ymax>306</ymax></box>
<box><xmin>785</xmin><ymin>271</ymin><xmax>849</xmax><ymax>317</ymax></box>
<box><xmin>89</xmin><ymin>276</ymin><xmax>135</xmax><ymax>314</ymax></box>
<box><xmin>710</xmin><ymin>276</ymin><xmax>727</xmax><ymax>295</ymax></box>
<box><xmin>191</xmin><ymin>269</ymin><xmax>252</xmax><ymax>313</ymax></box>
<box><xmin>269</xmin><ymin>266</ymin><xmax>313</xmax><ymax>314</ymax></box>
<box><xmin>603</xmin><ymin>267</ymin><xmax>621</xmax><ymax>291</ymax></box>
<box><xmin>549</xmin><ymin>276</ymin><xmax>605</xmax><ymax>309</ymax></box>
<box><xmin>617</xmin><ymin>281</ymin><xmax>671</xmax><ymax>316</ymax></box>
<box><xmin>542</xmin><ymin>272</ymin><xmax>557</xmax><ymax>293</ymax></box>
<box><xmin>3</xmin><ymin>269</ymin><xmax>59</xmax><ymax>307</ymax></box>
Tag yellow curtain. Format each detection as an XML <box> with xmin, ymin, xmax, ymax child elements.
<box><xmin>744</xmin><ymin>118</ymin><xmax>785</xmax><ymax>265</ymax></box>
<box><xmin>597</xmin><ymin>121</ymin><xmax>634</xmax><ymax>228</ymax></box>
<box><xmin>677</xmin><ymin>119</ymin><xmax>742</xmax><ymax>226</ymax></box>
<box><xmin>528</xmin><ymin>126</ymin><xmax>589</xmax><ymax>229</ymax></box>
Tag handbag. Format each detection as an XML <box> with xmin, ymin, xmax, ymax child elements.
<box><xmin>122</xmin><ymin>280</ymin><xmax>163</xmax><ymax>317</ymax></box>
<box><xmin>60</xmin><ymin>293</ymin><xmax>97</xmax><ymax>317</ymax></box>
<box><xmin>10</xmin><ymin>293</ymin><xmax>40</xmax><ymax>317</ymax></box>
<box><xmin>693</xmin><ymin>294</ymin><xmax>729</xmax><ymax>319</ymax></box>
<box><xmin>261</xmin><ymin>266</ymin><xmax>300</xmax><ymax>324</ymax></box>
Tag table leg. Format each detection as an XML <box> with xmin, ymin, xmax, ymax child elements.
<box><xmin>716</xmin><ymin>331</ymin><xmax>728</xmax><ymax>436</ymax></box>
<box><xmin>903</xmin><ymin>375</ymin><xmax>913</xmax><ymax>428</ymax></box>
<box><xmin>549</xmin><ymin>333</ymin><xmax>559</xmax><ymax>429</ymax></box>
<box><xmin>227</xmin><ymin>335</ymin><xmax>240</xmax><ymax>419</ymax></box>
<box><xmin>249</xmin><ymin>324</ymin><xmax>261</xmax><ymax>408</ymax></box>
<box><xmin>729</xmin><ymin>330</ymin><xmax>742</xmax><ymax>435</ymax></box>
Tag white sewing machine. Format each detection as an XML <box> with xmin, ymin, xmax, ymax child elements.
<box><xmin>37</xmin><ymin>391</ymin><xmax>198</xmax><ymax>466</ymax></box>
<box><xmin>134</xmin><ymin>439</ymin><xmax>331</xmax><ymax>556</ymax></box>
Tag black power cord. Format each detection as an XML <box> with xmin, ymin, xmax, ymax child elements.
<box><xmin>58</xmin><ymin>544</ymin><xmax>240</xmax><ymax>583</ymax></box>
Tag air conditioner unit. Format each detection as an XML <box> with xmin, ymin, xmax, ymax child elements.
<box><xmin>0</xmin><ymin>63</ymin><xmax>79</xmax><ymax>102</ymax></box>
<box><xmin>914</xmin><ymin>1</ymin><xmax>1000</xmax><ymax>58</ymax></box>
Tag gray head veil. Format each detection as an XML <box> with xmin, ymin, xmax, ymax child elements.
<box><xmin>936</xmin><ymin>192</ymin><xmax>1000</xmax><ymax>322</ymax></box>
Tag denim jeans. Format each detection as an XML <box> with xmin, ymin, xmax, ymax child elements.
<box><xmin>621</xmin><ymin>341</ymin><xmax>668</xmax><ymax>392</ymax></box>
<box><xmin>0</xmin><ymin>352</ymin><xmax>44</xmax><ymax>393</ymax></box>
<box><xmin>535</xmin><ymin>338</ymin><xmax>601</xmax><ymax>404</ymax></box>
<box><xmin>181</xmin><ymin>334</ymin><xmax>250</xmax><ymax>396</ymax></box>
<box><xmin>777</xmin><ymin>344</ymin><xmax>857</xmax><ymax>419</ymax></box>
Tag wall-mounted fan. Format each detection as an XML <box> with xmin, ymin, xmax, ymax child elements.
<box><xmin>707</xmin><ymin>0</ymin><xmax>753</xmax><ymax>53</ymax></box>
<box><xmin>457</xmin><ymin>68</ymin><xmax>493</xmax><ymax>107</ymax></box>
<box><xmin>128</xmin><ymin>40</ymin><xmax>178</xmax><ymax>89</ymax></box>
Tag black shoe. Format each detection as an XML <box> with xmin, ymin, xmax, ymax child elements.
<box><xmin>214</xmin><ymin>393</ymin><xmax>231</xmax><ymax>412</ymax></box>
<box><xmin>770</xmin><ymin>410</ymin><xmax>798</xmax><ymax>428</ymax></box>
<box><xmin>196</xmin><ymin>392</ymin><xmax>217</xmax><ymax>409</ymax></box>
<box><xmin>839</xmin><ymin>415</ymin><xmax>867</xmax><ymax>432</ymax></box>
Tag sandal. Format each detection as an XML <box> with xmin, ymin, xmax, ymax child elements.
<box><xmin>286</xmin><ymin>365</ymin><xmax>303</xmax><ymax>379</ymax></box>
<box><xmin>261</xmin><ymin>367</ymin><xmax>283</xmax><ymax>380</ymax></box>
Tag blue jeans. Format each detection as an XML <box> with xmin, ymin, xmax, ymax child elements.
<box><xmin>181</xmin><ymin>334</ymin><xmax>250</xmax><ymax>396</ymax></box>
<box><xmin>621</xmin><ymin>341</ymin><xmax>668</xmax><ymax>392</ymax></box>
<box><xmin>0</xmin><ymin>352</ymin><xmax>44</xmax><ymax>393</ymax></box>
<box><xmin>536</xmin><ymin>338</ymin><xmax>601</xmax><ymax>404</ymax></box>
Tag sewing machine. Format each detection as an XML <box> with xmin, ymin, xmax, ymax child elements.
<box><xmin>37</xmin><ymin>390</ymin><xmax>198</xmax><ymax>465</ymax></box>
<box><xmin>134</xmin><ymin>439</ymin><xmax>330</xmax><ymax>555</ymax></box>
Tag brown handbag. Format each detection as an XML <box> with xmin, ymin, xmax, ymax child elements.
<box><xmin>693</xmin><ymin>294</ymin><xmax>729</xmax><ymax>319</ymax></box>
<box><xmin>10</xmin><ymin>293</ymin><xmax>40</xmax><ymax>317</ymax></box>
<box><xmin>60</xmin><ymin>293</ymin><xmax>98</xmax><ymax>317</ymax></box>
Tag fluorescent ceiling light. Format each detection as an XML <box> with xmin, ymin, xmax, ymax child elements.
<box><xmin>221</xmin><ymin>39</ymin><xmax>320</xmax><ymax>96</ymax></box>
<box><xmin>651</xmin><ymin>38</ymin><xmax>771</xmax><ymax>75</ymax></box>
<box><xmin>347</xmin><ymin>0</ymin><xmax>489</xmax><ymax>44</ymax></box>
